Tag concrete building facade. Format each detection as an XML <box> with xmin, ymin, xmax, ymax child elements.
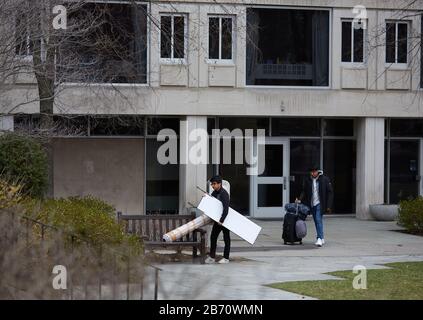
<box><xmin>2</xmin><ymin>0</ymin><xmax>423</xmax><ymax>219</ymax></box>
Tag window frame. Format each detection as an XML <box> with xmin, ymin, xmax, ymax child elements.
<box><xmin>244</xmin><ymin>6</ymin><xmax>332</xmax><ymax>89</ymax></box>
<box><xmin>385</xmin><ymin>20</ymin><xmax>410</xmax><ymax>68</ymax></box>
<box><xmin>341</xmin><ymin>19</ymin><xmax>367</xmax><ymax>66</ymax></box>
<box><xmin>14</xmin><ymin>14</ymin><xmax>33</xmax><ymax>59</ymax></box>
<box><xmin>207</xmin><ymin>15</ymin><xmax>235</xmax><ymax>65</ymax></box>
<box><xmin>57</xmin><ymin>2</ymin><xmax>150</xmax><ymax>86</ymax></box>
<box><xmin>159</xmin><ymin>13</ymin><xmax>188</xmax><ymax>64</ymax></box>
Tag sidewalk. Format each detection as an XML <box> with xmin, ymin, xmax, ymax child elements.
<box><xmin>154</xmin><ymin>216</ymin><xmax>423</xmax><ymax>300</ymax></box>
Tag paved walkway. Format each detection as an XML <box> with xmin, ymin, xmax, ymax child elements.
<box><xmin>152</xmin><ymin>216</ymin><xmax>423</xmax><ymax>300</ymax></box>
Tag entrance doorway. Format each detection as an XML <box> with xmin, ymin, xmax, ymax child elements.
<box><xmin>251</xmin><ymin>138</ymin><xmax>290</xmax><ymax>218</ymax></box>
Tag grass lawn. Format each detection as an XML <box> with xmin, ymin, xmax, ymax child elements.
<box><xmin>267</xmin><ymin>261</ymin><xmax>423</xmax><ymax>300</ymax></box>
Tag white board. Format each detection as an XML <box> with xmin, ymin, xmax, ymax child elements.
<box><xmin>197</xmin><ymin>194</ymin><xmax>262</xmax><ymax>245</ymax></box>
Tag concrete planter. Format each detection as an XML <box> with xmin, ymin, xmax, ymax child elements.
<box><xmin>369</xmin><ymin>204</ymin><xmax>399</xmax><ymax>221</ymax></box>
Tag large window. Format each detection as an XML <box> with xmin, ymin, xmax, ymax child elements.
<box><xmin>323</xmin><ymin>140</ymin><xmax>356</xmax><ymax>213</ymax></box>
<box><xmin>209</xmin><ymin>16</ymin><xmax>233</xmax><ymax>61</ymax></box>
<box><xmin>246</xmin><ymin>8</ymin><xmax>330</xmax><ymax>86</ymax></box>
<box><xmin>58</xmin><ymin>3</ymin><xmax>148</xmax><ymax>84</ymax></box>
<box><xmin>385</xmin><ymin>119</ymin><xmax>422</xmax><ymax>204</ymax></box>
<box><xmin>160</xmin><ymin>14</ymin><xmax>186</xmax><ymax>61</ymax></box>
<box><xmin>341</xmin><ymin>20</ymin><xmax>365</xmax><ymax>63</ymax></box>
<box><xmin>386</xmin><ymin>21</ymin><xmax>408</xmax><ymax>64</ymax></box>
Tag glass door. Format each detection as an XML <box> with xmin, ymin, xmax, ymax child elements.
<box><xmin>251</xmin><ymin>138</ymin><xmax>289</xmax><ymax>218</ymax></box>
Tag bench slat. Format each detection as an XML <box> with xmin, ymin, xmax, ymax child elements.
<box><xmin>146</xmin><ymin>217</ymin><xmax>150</xmax><ymax>240</ymax></box>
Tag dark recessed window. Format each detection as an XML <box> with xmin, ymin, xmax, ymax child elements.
<box><xmin>58</xmin><ymin>3</ymin><xmax>148</xmax><ymax>83</ymax></box>
<box><xmin>160</xmin><ymin>15</ymin><xmax>186</xmax><ymax>60</ymax></box>
<box><xmin>246</xmin><ymin>8</ymin><xmax>329</xmax><ymax>86</ymax></box>
<box><xmin>53</xmin><ymin>115</ymin><xmax>89</xmax><ymax>136</ymax></box>
<box><xmin>209</xmin><ymin>16</ymin><xmax>233</xmax><ymax>60</ymax></box>
<box><xmin>390</xmin><ymin>119</ymin><xmax>423</xmax><ymax>137</ymax></box>
<box><xmin>146</xmin><ymin>139</ymin><xmax>179</xmax><ymax>214</ymax></box>
<box><xmin>13</xmin><ymin>114</ymin><xmax>40</xmax><ymax>134</ymax></box>
<box><xmin>219</xmin><ymin>117</ymin><xmax>269</xmax><ymax>135</ymax></box>
<box><xmin>323</xmin><ymin>140</ymin><xmax>356</xmax><ymax>213</ymax></box>
<box><xmin>386</xmin><ymin>22</ymin><xmax>408</xmax><ymax>64</ymax></box>
<box><xmin>90</xmin><ymin>116</ymin><xmax>145</xmax><ymax>136</ymax></box>
<box><xmin>341</xmin><ymin>20</ymin><xmax>364</xmax><ymax>63</ymax></box>
<box><xmin>207</xmin><ymin>118</ymin><xmax>216</xmax><ymax>136</ymax></box>
<box><xmin>324</xmin><ymin>119</ymin><xmax>354</xmax><ymax>136</ymax></box>
<box><xmin>15</xmin><ymin>13</ymin><xmax>33</xmax><ymax>56</ymax></box>
<box><xmin>147</xmin><ymin>118</ymin><xmax>180</xmax><ymax>136</ymax></box>
<box><xmin>271</xmin><ymin>118</ymin><xmax>321</xmax><ymax>137</ymax></box>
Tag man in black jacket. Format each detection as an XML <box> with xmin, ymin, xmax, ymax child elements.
<box><xmin>205</xmin><ymin>175</ymin><xmax>231</xmax><ymax>264</ymax></box>
<box><xmin>298</xmin><ymin>165</ymin><xmax>334</xmax><ymax>247</ymax></box>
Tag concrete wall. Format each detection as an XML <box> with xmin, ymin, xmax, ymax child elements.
<box><xmin>2</xmin><ymin>2</ymin><xmax>422</xmax><ymax>117</ymax></box>
<box><xmin>53</xmin><ymin>138</ymin><xmax>145</xmax><ymax>214</ymax></box>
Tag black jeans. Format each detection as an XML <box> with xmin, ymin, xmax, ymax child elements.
<box><xmin>209</xmin><ymin>222</ymin><xmax>231</xmax><ymax>259</ymax></box>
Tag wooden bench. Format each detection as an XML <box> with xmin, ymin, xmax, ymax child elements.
<box><xmin>117</xmin><ymin>212</ymin><xmax>207</xmax><ymax>264</ymax></box>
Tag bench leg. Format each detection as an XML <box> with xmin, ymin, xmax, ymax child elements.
<box><xmin>200</xmin><ymin>235</ymin><xmax>206</xmax><ymax>265</ymax></box>
<box><xmin>193</xmin><ymin>246</ymin><xmax>198</xmax><ymax>258</ymax></box>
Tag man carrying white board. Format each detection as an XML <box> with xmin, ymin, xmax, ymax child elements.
<box><xmin>205</xmin><ymin>175</ymin><xmax>231</xmax><ymax>264</ymax></box>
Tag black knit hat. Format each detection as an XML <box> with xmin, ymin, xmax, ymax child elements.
<box><xmin>210</xmin><ymin>175</ymin><xmax>222</xmax><ymax>184</ymax></box>
<box><xmin>309</xmin><ymin>164</ymin><xmax>320</xmax><ymax>171</ymax></box>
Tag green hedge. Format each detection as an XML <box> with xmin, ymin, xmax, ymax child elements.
<box><xmin>24</xmin><ymin>196</ymin><xmax>142</xmax><ymax>254</ymax></box>
<box><xmin>398</xmin><ymin>197</ymin><xmax>423</xmax><ymax>234</ymax></box>
<box><xmin>0</xmin><ymin>133</ymin><xmax>48</xmax><ymax>198</ymax></box>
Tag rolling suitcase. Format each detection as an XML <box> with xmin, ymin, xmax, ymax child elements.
<box><xmin>282</xmin><ymin>211</ymin><xmax>303</xmax><ymax>245</ymax></box>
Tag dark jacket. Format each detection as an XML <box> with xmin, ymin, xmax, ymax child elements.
<box><xmin>211</xmin><ymin>187</ymin><xmax>230</xmax><ymax>223</ymax></box>
<box><xmin>299</xmin><ymin>172</ymin><xmax>334</xmax><ymax>214</ymax></box>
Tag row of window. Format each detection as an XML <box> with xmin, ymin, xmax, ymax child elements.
<box><xmin>159</xmin><ymin>14</ymin><xmax>234</xmax><ymax>62</ymax></box>
<box><xmin>158</xmin><ymin>14</ymin><xmax>410</xmax><ymax>66</ymax></box>
<box><xmin>14</xmin><ymin>4</ymin><xmax>413</xmax><ymax>86</ymax></box>
<box><xmin>341</xmin><ymin>20</ymin><xmax>408</xmax><ymax>64</ymax></box>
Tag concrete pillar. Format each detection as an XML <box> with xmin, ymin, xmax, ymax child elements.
<box><xmin>179</xmin><ymin>116</ymin><xmax>208</xmax><ymax>214</ymax></box>
<box><xmin>0</xmin><ymin>115</ymin><xmax>14</xmax><ymax>131</ymax></box>
<box><xmin>356</xmin><ymin>118</ymin><xmax>385</xmax><ymax>220</ymax></box>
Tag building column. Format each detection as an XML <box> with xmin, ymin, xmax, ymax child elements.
<box><xmin>356</xmin><ymin>118</ymin><xmax>385</xmax><ymax>220</ymax></box>
<box><xmin>0</xmin><ymin>115</ymin><xmax>14</xmax><ymax>131</ymax></box>
<box><xmin>179</xmin><ymin>116</ymin><xmax>208</xmax><ymax>214</ymax></box>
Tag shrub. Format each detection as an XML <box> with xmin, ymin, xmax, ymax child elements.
<box><xmin>24</xmin><ymin>196</ymin><xmax>142</xmax><ymax>254</ymax></box>
<box><xmin>0</xmin><ymin>133</ymin><xmax>48</xmax><ymax>198</ymax></box>
<box><xmin>398</xmin><ymin>197</ymin><xmax>423</xmax><ymax>234</ymax></box>
<box><xmin>0</xmin><ymin>177</ymin><xmax>23</xmax><ymax>209</ymax></box>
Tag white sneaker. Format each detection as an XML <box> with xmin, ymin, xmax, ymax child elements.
<box><xmin>315</xmin><ymin>238</ymin><xmax>323</xmax><ymax>247</ymax></box>
<box><xmin>321</xmin><ymin>239</ymin><xmax>325</xmax><ymax>245</ymax></box>
<box><xmin>218</xmin><ymin>258</ymin><xmax>230</xmax><ymax>264</ymax></box>
<box><xmin>205</xmin><ymin>256</ymin><xmax>215</xmax><ymax>264</ymax></box>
